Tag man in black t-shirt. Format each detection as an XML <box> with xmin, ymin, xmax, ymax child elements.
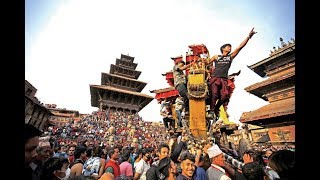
<box><xmin>207</xmin><ymin>28</ymin><xmax>257</xmax><ymax>120</ymax></box>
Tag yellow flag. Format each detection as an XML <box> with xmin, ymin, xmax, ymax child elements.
<box><xmin>219</xmin><ymin>106</ymin><xmax>234</xmax><ymax>124</ymax></box>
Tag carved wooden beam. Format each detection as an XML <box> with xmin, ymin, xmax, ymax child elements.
<box><xmin>97</xmin><ymin>90</ymin><xmax>102</xmax><ymax>100</ymax></box>
<box><xmin>139</xmin><ymin>98</ymin><xmax>146</xmax><ymax>107</ymax></box>
<box><xmin>131</xmin><ymin>95</ymin><xmax>136</xmax><ymax>105</ymax></box>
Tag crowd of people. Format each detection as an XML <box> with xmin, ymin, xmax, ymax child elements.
<box><xmin>24</xmin><ymin>28</ymin><xmax>295</xmax><ymax>179</ymax></box>
<box><xmin>24</xmin><ymin>108</ymin><xmax>295</xmax><ymax>180</ymax></box>
<box><xmin>47</xmin><ymin>110</ymin><xmax>168</xmax><ymax>150</ymax></box>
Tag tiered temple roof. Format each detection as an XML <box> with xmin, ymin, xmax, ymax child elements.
<box><xmin>248</xmin><ymin>38</ymin><xmax>295</xmax><ymax>77</ymax></box>
<box><xmin>240</xmin><ymin>37</ymin><xmax>295</xmax><ymax>126</ymax></box>
<box><xmin>90</xmin><ymin>54</ymin><xmax>153</xmax><ymax>112</ymax></box>
<box><xmin>116</xmin><ymin>58</ymin><xmax>138</xmax><ymax>69</ymax></box>
<box><xmin>240</xmin><ymin>97</ymin><xmax>295</xmax><ymax>124</ymax></box>
<box><xmin>109</xmin><ymin>64</ymin><xmax>141</xmax><ymax>79</ymax></box>
<box><xmin>101</xmin><ymin>73</ymin><xmax>147</xmax><ymax>92</ymax></box>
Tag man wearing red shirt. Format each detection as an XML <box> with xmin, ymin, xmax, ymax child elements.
<box><xmin>104</xmin><ymin>147</ymin><xmax>121</xmax><ymax>178</ymax></box>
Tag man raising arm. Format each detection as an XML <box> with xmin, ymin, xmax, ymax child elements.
<box><xmin>207</xmin><ymin>28</ymin><xmax>257</xmax><ymax>120</ymax></box>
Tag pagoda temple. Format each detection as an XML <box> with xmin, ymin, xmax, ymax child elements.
<box><xmin>240</xmin><ymin>37</ymin><xmax>295</xmax><ymax>146</ymax></box>
<box><xmin>90</xmin><ymin>54</ymin><xmax>153</xmax><ymax>113</ymax></box>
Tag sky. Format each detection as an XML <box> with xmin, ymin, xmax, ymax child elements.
<box><xmin>25</xmin><ymin>0</ymin><xmax>295</xmax><ymax>123</ymax></box>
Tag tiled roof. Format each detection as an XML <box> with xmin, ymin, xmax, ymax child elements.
<box><xmin>90</xmin><ymin>85</ymin><xmax>154</xmax><ymax>111</ymax></box>
<box><xmin>245</xmin><ymin>69</ymin><xmax>294</xmax><ymax>92</ymax></box>
<box><xmin>240</xmin><ymin>97</ymin><xmax>295</xmax><ymax>123</ymax></box>
<box><xmin>150</xmin><ymin>87</ymin><xmax>179</xmax><ymax>100</ymax></box>
<box><xmin>47</xmin><ymin>108</ymin><xmax>78</xmax><ymax>113</ymax></box>
<box><xmin>248</xmin><ymin>41</ymin><xmax>295</xmax><ymax>77</ymax></box>
<box><xmin>90</xmin><ymin>85</ymin><xmax>153</xmax><ymax>99</ymax></box>
<box><xmin>51</xmin><ymin>112</ymin><xmax>74</xmax><ymax>117</ymax></box>
<box><xmin>121</xmin><ymin>54</ymin><xmax>135</xmax><ymax>61</ymax></box>
<box><xmin>102</xmin><ymin>73</ymin><xmax>146</xmax><ymax>84</ymax></box>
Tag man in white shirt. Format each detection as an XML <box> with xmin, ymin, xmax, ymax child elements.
<box><xmin>206</xmin><ymin>144</ymin><xmax>231</xmax><ymax>180</ymax></box>
<box><xmin>134</xmin><ymin>149</ymin><xmax>151</xmax><ymax>180</ymax></box>
<box><xmin>160</xmin><ymin>104</ymin><xmax>175</xmax><ymax>131</ymax></box>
